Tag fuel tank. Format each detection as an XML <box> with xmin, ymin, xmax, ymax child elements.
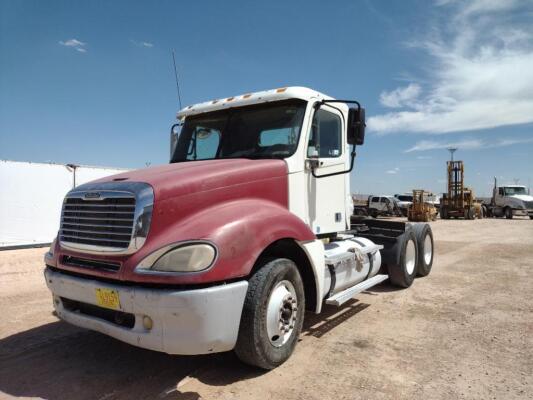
<box><xmin>322</xmin><ymin>237</ymin><xmax>382</xmax><ymax>298</ymax></box>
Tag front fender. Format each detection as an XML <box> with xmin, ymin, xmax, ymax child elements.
<box><xmin>122</xmin><ymin>198</ymin><xmax>316</xmax><ymax>284</ymax></box>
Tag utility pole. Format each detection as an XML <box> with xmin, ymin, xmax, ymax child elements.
<box><xmin>447</xmin><ymin>147</ymin><xmax>457</xmax><ymax>162</ymax></box>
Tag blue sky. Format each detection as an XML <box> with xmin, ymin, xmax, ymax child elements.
<box><xmin>1</xmin><ymin>0</ymin><xmax>532</xmax><ymax>196</ymax></box>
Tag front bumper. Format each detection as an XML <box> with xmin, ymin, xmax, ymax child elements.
<box><xmin>44</xmin><ymin>268</ymin><xmax>248</xmax><ymax>355</ymax></box>
<box><xmin>512</xmin><ymin>209</ymin><xmax>533</xmax><ymax>216</ymax></box>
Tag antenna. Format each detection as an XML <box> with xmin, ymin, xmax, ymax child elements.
<box><xmin>447</xmin><ymin>147</ymin><xmax>457</xmax><ymax>162</ymax></box>
<box><xmin>171</xmin><ymin>50</ymin><xmax>183</xmax><ymax>110</ymax></box>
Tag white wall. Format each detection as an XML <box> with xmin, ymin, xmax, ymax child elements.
<box><xmin>0</xmin><ymin>160</ymin><xmax>129</xmax><ymax>248</ymax></box>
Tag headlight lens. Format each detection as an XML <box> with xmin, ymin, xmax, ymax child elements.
<box><xmin>136</xmin><ymin>243</ymin><xmax>217</xmax><ymax>273</ymax></box>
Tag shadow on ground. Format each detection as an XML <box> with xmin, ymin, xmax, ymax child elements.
<box><xmin>0</xmin><ymin>292</ymin><xmax>379</xmax><ymax>399</ymax></box>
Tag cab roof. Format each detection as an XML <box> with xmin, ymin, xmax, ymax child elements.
<box><xmin>176</xmin><ymin>86</ymin><xmax>334</xmax><ymax>118</ymax></box>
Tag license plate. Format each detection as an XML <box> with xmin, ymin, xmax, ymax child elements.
<box><xmin>95</xmin><ymin>288</ymin><xmax>121</xmax><ymax>310</ymax></box>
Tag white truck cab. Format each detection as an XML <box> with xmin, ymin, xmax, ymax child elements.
<box><xmin>492</xmin><ymin>183</ymin><xmax>533</xmax><ymax>219</ymax></box>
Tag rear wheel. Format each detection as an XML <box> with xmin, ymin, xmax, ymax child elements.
<box><xmin>235</xmin><ymin>258</ymin><xmax>305</xmax><ymax>370</ymax></box>
<box><xmin>388</xmin><ymin>229</ymin><xmax>418</xmax><ymax>288</ymax></box>
<box><xmin>412</xmin><ymin>224</ymin><xmax>434</xmax><ymax>277</ymax></box>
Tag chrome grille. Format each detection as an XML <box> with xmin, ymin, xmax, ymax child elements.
<box><xmin>60</xmin><ymin>196</ymin><xmax>135</xmax><ymax>250</ymax></box>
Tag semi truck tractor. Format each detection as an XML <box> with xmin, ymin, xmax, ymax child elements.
<box><xmin>44</xmin><ymin>87</ymin><xmax>434</xmax><ymax>369</ymax></box>
<box><xmin>484</xmin><ymin>178</ymin><xmax>533</xmax><ymax>219</ymax></box>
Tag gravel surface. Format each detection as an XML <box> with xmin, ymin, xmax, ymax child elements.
<box><xmin>0</xmin><ymin>218</ymin><xmax>532</xmax><ymax>399</ymax></box>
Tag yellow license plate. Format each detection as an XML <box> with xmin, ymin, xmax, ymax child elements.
<box><xmin>95</xmin><ymin>288</ymin><xmax>121</xmax><ymax>310</ymax></box>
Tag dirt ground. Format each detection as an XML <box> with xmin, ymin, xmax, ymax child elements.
<box><xmin>0</xmin><ymin>218</ymin><xmax>532</xmax><ymax>400</ymax></box>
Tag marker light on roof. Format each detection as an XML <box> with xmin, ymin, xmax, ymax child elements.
<box><xmin>276</xmin><ymin>87</ymin><xmax>287</xmax><ymax>93</ymax></box>
<box><xmin>226</xmin><ymin>97</ymin><xmax>234</xmax><ymax>102</ymax></box>
<box><xmin>243</xmin><ymin>93</ymin><xmax>252</xmax><ymax>98</ymax></box>
<box><xmin>212</xmin><ymin>100</ymin><xmax>218</xmax><ymax>104</ymax></box>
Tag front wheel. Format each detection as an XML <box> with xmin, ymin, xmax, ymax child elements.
<box><xmin>505</xmin><ymin>207</ymin><xmax>513</xmax><ymax>219</ymax></box>
<box><xmin>235</xmin><ymin>258</ymin><xmax>305</xmax><ymax>370</ymax></box>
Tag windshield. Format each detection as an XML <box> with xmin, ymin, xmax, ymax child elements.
<box><xmin>171</xmin><ymin>100</ymin><xmax>306</xmax><ymax>162</ymax></box>
<box><xmin>504</xmin><ymin>187</ymin><xmax>527</xmax><ymax>196</ymax></box>
<box><xmin>397</xmin><ymin>195</ymin><xmax>413</xmax><ymax>202</ymax></box>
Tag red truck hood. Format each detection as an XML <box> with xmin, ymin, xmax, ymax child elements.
<box><xmin>93</xmin><ymin>159</ymin><xmax>288</xmax><ymax>201</ymax></box>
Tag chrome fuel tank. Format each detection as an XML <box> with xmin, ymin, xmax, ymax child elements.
<box><xmin>323</xmin><ymin>237</ymin><xmax>382</xmax><ymax>298</ymax></box>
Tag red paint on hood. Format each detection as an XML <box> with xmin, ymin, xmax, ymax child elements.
<box><xmin>93</xmin><ymin>159</ymin><xmax>288</xmax><ymax>201</ymax></box>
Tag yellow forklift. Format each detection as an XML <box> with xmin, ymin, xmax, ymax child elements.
<box><xmin>408</xmin><ymin>190</ymin><xmax>438</xmax><ymax>222</ymax></box>
<box><xmin>440</xmin><ymin>161</ymin><xmax>476</xmax><ymax>219</ymax></box>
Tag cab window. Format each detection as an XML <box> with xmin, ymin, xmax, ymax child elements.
<box><xmin>186</xmin><ymin>126</ymin><xmax>221</xmax><ymax>160</ymax></box>
<box><xmin>307</xmin><ymin>109</ymin><xmax>342</xmax><ymax>158</ymax></box>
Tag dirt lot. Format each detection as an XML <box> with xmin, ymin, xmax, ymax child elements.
<box><xmin>0</xmin><ymin>218</ymin><xmax>532</xmax><ymax>400</ymax></box>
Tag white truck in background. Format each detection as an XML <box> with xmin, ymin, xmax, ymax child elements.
<box><xmin>484</xmin><ymin>178</ymin><xmax>533</xmax><ymax>219</ymax></box>
<box><xmin>394</xmin><ymin>194</ymin><xmax>413</xmax><ymax>216</ymax></box>
<box><xmin>353</xmin><ymin>195</ymin><xmax>402</xmax><ymax>218</ymax></box>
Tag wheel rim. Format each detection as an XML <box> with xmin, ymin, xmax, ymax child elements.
<box><xmin>423</xmin><ymin>234</ymin><xmax>432</xmax><ymax>265</ymax></box>
<box><xmin>266</xmin><ymin>280</ymin><xmax>298</xmax><ymax>347</ymax></box>
<box><xmin>405</xmin><ymin>239</ymin><xmax>416</xmax><ymax>275</ymax></box>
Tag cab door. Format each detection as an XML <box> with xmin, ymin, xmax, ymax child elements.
<box><xmin>305</xmin><ymin>105</ymin><xmax>347</xmax><ymax>235</ymax></box>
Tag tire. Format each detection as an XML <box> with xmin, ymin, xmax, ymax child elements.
<box><xmin>468</xmin><ymin>207</ymin><xmax>475</xmax><ymax>220</ymax></box>
<box><xmin>505</xmin><ymin>207</ymin><xmax>513</xmax><ymax>219</ymax></box>
<box><xmin>411</xmin><ymin>224</ymin><xmax>434</xmax><ymax>277</ymax></box>
<box><xmin>370</xmin><ymin>209</ymin><xmax>378</xmax><ymax>218</ymax></box>
<box><xmin>388</xmin><ymin>229</ymin><xmax>418</xmax><ymax>288</ymax></box>
<box><xmin>530</xmin><ymin>216</ymin><xmax>533</xmax><ymax>220</ymax></box>
<box><xmin>235</xmin><ymin>258</ymin><xmax>305</xmax><ymax>370</ymax></box>
<box><xmin>440</xmin><ymin>207</ymin><xmax>448</xmax><ymax>220</ymax></box>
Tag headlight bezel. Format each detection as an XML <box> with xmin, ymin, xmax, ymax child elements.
<box><xmin>135</xmin><ymin>241</ymin><xmax>218</xmax><ymax>275</ymax></box>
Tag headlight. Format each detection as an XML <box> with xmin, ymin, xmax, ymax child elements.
<box><xmin>136</xmin><ymin>242</ymin><xmax>217</xmax><ymax>273</ymax></box>
<box><xmin>132</xmin><ymin>205</ymin><xmax>153</xmax><ymax>250</ymax></box>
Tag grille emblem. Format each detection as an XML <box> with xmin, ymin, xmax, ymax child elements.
<box><xmin>84</xmin><ymin>192</ymin><xmax>101</xmax><ymax>199</ymax></box>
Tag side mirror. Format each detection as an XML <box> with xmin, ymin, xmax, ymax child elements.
<box><xmin>347</xmin><ymin>107</ymin><xmax>365</xmax><ymax>145</ymax></box>
<box><xmin>170</xmin><ymin>122</ymin><xmax>183</xmax><ymax>160</ymax></box>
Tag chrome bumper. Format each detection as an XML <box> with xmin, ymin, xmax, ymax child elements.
<box><xmin>44</xmin><ymin>268</ymin><xmax>248</xmax><ymax>355</ymax></box>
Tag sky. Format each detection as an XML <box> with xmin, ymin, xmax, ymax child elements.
<box><xmin>1</xmin><ymin>0</ymin><xmax>532</xmax><ymax>196</ymax></box>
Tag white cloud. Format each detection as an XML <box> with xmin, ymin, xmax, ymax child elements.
<box><xmin>368</xmin><ymin>1</ymin><xmax>533</xmax><ymax>135</ymax></box>
<box><xmin>131</xmin><ymin>40</ymin><xmax>154</xmax><ymax>48</ymax></box>
<box><xmin>380</xmin><ymin>83</ymin><xmax>421</xmax><ymax>108</ymax></box>
<box><xmin>416</xmin><ymin>155</ymin><xmax>433</xmax><ymax>160</ymax></box>
<box><xmin>59</xmin><ymin>38</ymin><xmax>87</xmax><ymax>53</ymax></box>
<box><xmin>386</xmin><ymin>167</ymin><xmax>400</xmax><ymax>174</ymax></box>
<box><xmin>405</xmin><ymin>137</ymin><xmax>533</xmax><ymax>152</ymax></box>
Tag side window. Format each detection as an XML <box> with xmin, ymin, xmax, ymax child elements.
<box><xmin>186</xmin><ymin>127</ymin><xmax>220</xmax><ymax>160</ymax></box>
<box><xmin>307</xmin><ymin>109</ymin><xmax>342</xmax><ymax>158</ymax></box>
<box><xmin>371</xmin><ymin>196</ymin><xmax>379</xmax><ymax>203</ymax></box>
<box><xmin>498</xmin><ymin>188</ymin><xmax>504</xmax><ymax>196</ymax></box>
